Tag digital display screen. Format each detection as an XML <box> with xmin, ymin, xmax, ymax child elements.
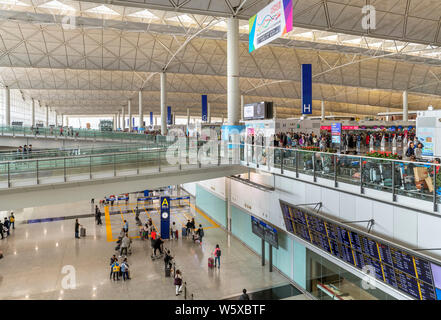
<box><xmin>243</xmin><ymin>102</ymin><xmax>267</xmax><ymax>120</ymax></box>
<box><xmin>280</xmin><ymin>201</ymin><xmax>441</xmax><ymax>300</ymax></box>
<box><xmin>251</xmin><ymin>216</ymin><xmax>279</xmax><ymax>249</ymax></box>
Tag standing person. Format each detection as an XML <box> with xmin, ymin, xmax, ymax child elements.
<box><xmin>9</xmin><ymin>212</ymin><xmax>15</xmax><ymax>230</ymax></box>
<box><xmin>75</xmin><ymin>219</ymin><xmax>81</xmax><ymax>239</ymax></box>
<box><xmin>0</xmin><ymin>220</ymin><xmax>4</xmax><ymax>240</ymax></box>
<box><xmin>152</xmin><ymin>236</ymin><xmax>164</xmax><ymax>257</ymax></box>
<box><xmin>170</xmin><ymin>221</ymin><xmax>177</xmax><ymax>240</ymax></box>
<box><xmin>111</xmin><ymin>259</ymin><xmax>120</xmax><ymax>281</ymax></box>
<box><xmin>121</xmin><ymin>258</ymin><xmax>131</xmax><ymax>281</ymax></box>
<box><xmin>120</xmin><ymin>233</ymin><xmax>131</xmax><ymax>256</ymax></box>
<box><xmin>123</xmin><ymin>220</ymin><xmax>128</xmax><ymax>233</ymax></box>
<box><xmin>164</xmin><ymin>250</ymin><xmax>173</xmax><ymax>270</ymax></box>
<box><xmin>185</xmin><ymin>220</ymin><xmax>192</xmax><ymax>238</ymax></box>
<box><xmin>109</xmin><ymin>255</ymin><xmax>117</xmax><ymax>279</ymax></box>
<box><xmin>174</xmin><ymin>270</ymin><xmax>183</xmax><ymax>296</ymax></box>
<box><xmin>239</xmin><ymin>289</ymin><xmax>250</xmax><ymax>300</ymax></box>
<box><xmin>197</xmin><ymin>224</ymin><xmax>204</xmax><ymax>245</ymax></box>
<box><xmin>213</xmin><ymin>244</ymin><xmax>221</xmax><ymax>269</ymax></box>
<box><xmin>95</xmin><ymin>206</ymin><xmax>102</xmax><ymax>225</ymax></box>
<box><xmin>3</xmin><ymin>218</ymin><xmax>10</xmax><ymax>237</ymax></box>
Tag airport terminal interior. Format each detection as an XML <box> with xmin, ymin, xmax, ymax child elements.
<box><xmin>1</xmin><ymin>0</ymin><xmax>441</xmax><ymax>302</ymax></box>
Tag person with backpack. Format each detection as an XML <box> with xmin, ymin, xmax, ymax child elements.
<box><xmin>174</xmin><ymin>270</ymin><xmax>183</xmax><ymax>296</ymax></box>
<box><xmin>213</xmin><ymin>244</ymin><xmax>221</xmax><ymax>269</ymax></box>
<box><xmin>121</xmin><ymin>258</ymin><xmax>131</xmax><ymax>281</ymax></box>
<box><xmin>164</xmin><ymin>249</ymin><xmax>173</xmax><ymax>270</ymax></box>
<box><xmin>196</xmin><ymin>224</ymin><xmax>204</xmax><ymax>245</ymax></box>
<box><xmin>9</xmin><ymin>212</ymin><xmax>15</xmax><ymax>230</ymax></box>
<box><xmin>3</xmin><ymin>218</ymin><xmax>10</xmax><ymax>237</ymax></box>
<box><xmin>109</xmin><ymin>255</ymin><xmax>117</xmax><ymax>279</ymax></box>
<box><xmin>170</xmin><ymin>221</ymin><xmax>177</xmax><ymax>240</ymax></box>
<box><xmin>111</xmin><ymin>260</ymin><xmax>120</xmax><ymax>281</ymax></box>
<box><xmin>0</xmin><ymin>220</ymin><xmax>4</xmax><ymax>239</ymax></box>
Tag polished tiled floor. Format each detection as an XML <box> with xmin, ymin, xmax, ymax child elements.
<box><xmin>0</xmin><ymin>196</ymin><xmax>294</xmax><ymax>300</ymax></box>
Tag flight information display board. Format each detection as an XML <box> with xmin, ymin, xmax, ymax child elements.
<box><xmin>251</xmin><ymin>216</ymin><xmax>279</xmax><ymax>249</ymax></box>
<box><xmin>280</xmin><ymin>200</ymin><xmax>441</xmax><ymax>300</ymax></box>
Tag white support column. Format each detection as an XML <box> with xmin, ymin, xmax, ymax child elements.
<box><xmin>386</xmin><ymin>108</ymin><xmax>390</xmax><ymax>122</ymax></box>
<box><xmin>31</xmin><ymin>98</ymin><xmax>36</xmax><ymax>127</ymax></box>
<box><xmin>208</xmin><ymin>102</ymin><xmax>211</xmax><ymax>124</ymax></box>
<box><xmin>66</xmin><ymin>116</ymin><xmax>69</xmax><ymax>127</ymax></box>
<box><xmin>321</xmin><ymin>100</ymin><xmax>325</xmax><ymax>121</ymax></box>
<box><xmin>160</xmin><ymin>72</ymin><xmax>167</xmax><ymax>135</ymax></box>
<box><xmin>403</xmin><ymin>90</ymin><xmax>408</xmax><ymax>121</ymax></box>
<box><xmin>128</xmin><ymin>99</ymin><xmax>132</xmax><ymax>131</ymax></box>
<box><xmin>122</xmin><ymin>107</ymin><xmax>125</xmax><ymax>130</ymax></box>
<box><xmin>227</xmin><ymin>17</ymin><xmax>240</xmax><ymax>125</ymax></box>
<box><xmin>138</xmin><ymin>91</ymin><xmax>143</xmax><ymax>130</ymax></box>
<box><xmin>61</xmin><ymin>114</ymin><xmax>64</xmax><ymax>127</ymax></box>
<box><xmin>5</xmin><ymin>87</ymin><xmax>10</xmax><ymax>126</ymax></box>
<box><xmin>117</xmin><ymin>111</ymin><xmax>121</xmax><ymax>129</ymax></box>
<box><xmin>45</xmin><ymin>104</ymin><xmax>49</xmax><ymax>127</ymax></box>
<box><xmin>113</xmin><ymin>114</ymin><xmax>116</xmax><ymax>130</ymax></box>
<box><xmin>55</xmin><ymin>111</ymin><xmax>58</xmax><ymax>126</ymax></box>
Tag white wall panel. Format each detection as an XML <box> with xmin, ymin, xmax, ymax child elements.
<box><xmin>372</xmin><ymin>202</ymin><xmax>394</xmax><ymax>238</ymax></box>
<box><xmin>393</xmin><ymin>207</ymin><xmax>418</xmax><ymax>247</ymax></box>
<box><xmin>321</xmin><ymin>188</ymin><xmax>340</xmax><ymax>219</ymax></box>
<box><xmin>339</xmin><ymin>192</ymin><xmax>357</xmax><ymax>221</ymax></box>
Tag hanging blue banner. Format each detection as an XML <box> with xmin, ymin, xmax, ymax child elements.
<box><xmin>301</xmin><ymin>64</ymin><xmax>312</xmax><ymax>115</ymax></box>
<box><xmin>202</xmin><ymin>95</ymin><xmax>208</xmax><ymax>122</ymax></box>
<box><xmin>160</xmin><ymin>196</ymin><xmax>170</xmax><ymax>239</ymax></box>
<box><xmin>150</xmin><ymin>112</ymin><xmax>153</xmax><ymax>125</ymax></box>
<box><xmin>167</xmin><ymin>106</ymin><xmax>172</xmax><ymax>125</ymax></box>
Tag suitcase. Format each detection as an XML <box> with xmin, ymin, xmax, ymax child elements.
<box><xmin>182</xmin><ymin>227</ymin><xmax>187</xmax><ymax>237</ymax></box>
<box><xmin>175</xmin><ymin>230</ymin><xmax>179</xmax><ymax>239</ymax></box>
<box><xmin>80</xmin><ymin>227</ymin><xmax>86</xmax><ymax>237</ymax></box>
<box><xmin>165</xmin><ymin>267</ymin><xmax>171</xmax><ymax>277</ymax></box>
<box><xmin>208</xmin><ymin>257</ymin><xmax>214</xmax><ymax>269</ymax></box>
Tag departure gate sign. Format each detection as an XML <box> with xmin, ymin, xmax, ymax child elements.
<box><xmin>249</xmin><ymin>0</ymin><xmax>293</xmax><ymax>52</ymax></box>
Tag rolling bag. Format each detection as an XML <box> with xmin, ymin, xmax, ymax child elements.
<box><xmin>175</xmin><ymin>230</ymin><xmax>179</xmax><ymax>239</ymax></box>
<box><xmin>208</xmin><ymin>257</ymin><xmax>214</xmax><ymax>269</ymax></box>
<box><xmin>182</xmin><ymin>227</ymin><xmax>187</xmax><ymax>237</ymax></box>
<box><xmin>165</xmin><ymin>266</ymin><xmax>171</xmax><ymax>277</ymax></box>
<box><xmin>80</xmin><ymin>227</ymin><xmax>86</xmax><ymax>237</ymax></box>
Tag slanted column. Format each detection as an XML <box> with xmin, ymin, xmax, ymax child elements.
<box><xmin>5</xmin><ymin>87</ymin><xmax>10</xmax><ymax>126</ymax></box>
<box><xmin>122</xmin><ymin>107</ymin><xmax>125</xmax><ymax>130</ymax></box>
<box><xmin>128</xmin><ymin>99</ymin><xmax>132</xmax><ymax>131</ymax></box>
<box><xmin>187</xmin><ymin>108</ymin><xmax>190</xmax><ymax>125</ymax></box>
<box><xmin>321</xmin><ymin>100</ymin><xmax>325</xmax><ymax>121</ymax></box>
<box><xmin>45</xmin><ymin>104</ymin><xmax>49</xmax><ymax>127</ymax></box>
<box><xmin>160</xmin><ymin>72</ymin><xmax>167</xmax><ymax>135</ymax></box>
<box><xmin>227</xmin><ymin>17</ymin><xmax>240</xmax><ymax>125</ymax></box>
<box><xmin>208</xmin><ymin>102</ymin><xmax>211</xmax><ymax>124</ymax></box>
<box><xmin>138</xmin><ymin>91</ymin><xmax>143</xmax><ymax>130</ymax></box>
<box><xmin>31</xmin><ymin>99</ymin><xmax>36</xmax><ymax>126</ymax></box>
<box><xmin>403</xmin><ymin>90</ymin><xmax>408</xmax><ymax>121</ymax></box>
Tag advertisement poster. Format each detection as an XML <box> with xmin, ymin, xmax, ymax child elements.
<box><xmin>249</xmin><ymin>0</ymin><xmax>293</xmax><ymax>52</ymax></box>
<box><xmin>331</xmin><ymin>122</ymin><xmax>341</xmax><ymax>144</ymax></box>
<box><xmin>417</xmin><ymin>127</ymin><xmax>435</xmax><ymax>156</ymax></box>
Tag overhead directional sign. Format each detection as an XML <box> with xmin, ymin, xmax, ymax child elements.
<box><xmin>249</xmin><ymin>0</ymin><xmax>293</xmax><ymax>52</ymax></box>
<box><xmin>301</xmin><ymin>64</ymin><xmax>312</xmax><ymax>114</ymax></box>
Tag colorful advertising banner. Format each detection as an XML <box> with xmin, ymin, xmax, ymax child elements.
<box><xmin>202</xmin><ymin>95</ymin><xmax>208</xmax><ymax>122</ymax></box>
<box><xmin>417</xmin><ymin>127</ymin><xmax>435</xmax><ymax>156</ymax></box>
<box><xmin>249</xmin><ymin>0</ymin><xmax>293</xmax><ymax>52</ymax></box>
<box><xmin>331</xmin><ymin>123</ymin><xmax>341</xmax><ymax>144</ymax></box>
<box><xmin>301</xmin><ymin>64</ymin><xmax>312</xmax><ymax>115</ymax></box>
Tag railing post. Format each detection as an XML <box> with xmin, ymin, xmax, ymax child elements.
<box><xmin>89</xmin><ymin>156</ymin><xmax>92</xmax><ymax>180</ymax></box>
<box><xmin>7</xmin><ymin>162</ymin><xmax>10</xmax><ymax>188</ymax></box>
<box><xmin>433</xmin><ymin>165</ymin><xmax>438</xmax><ymax>212</ymax></box>
<box><xmin>360</xmin><ymin>157</ymin><xmax>364</xmax><ymax>194</ymax></box>
<box><xmin>36</xmin><ymin>160</ymin><xmax>39</xmax><ymax>184</ymax></box>
<box><xmin>197</xmin><ymin>142</ymin><xmax>201</xmax><ymax>168</ymax></box>
<box><xmin>280</xmin><ymin>149</ymin><xmax>284</xmax><ymax>174</ymax></box>
<box><xmin>391</xmin><ymin>161</ymin><xmax>396</xmax><ymax>202</ymax></box>
<box><xmin>113</xmin><ymin>154</ymin><xmax>116</xmax><ymax>176</ymax></box>
<box><xmin>136</xmin><ymin>151</ymin><xmax>139</xmax><ymax>174</ymax></box>
<box><xmin>334</xmin><ymin>155</ymin><xmax>338</xmax><ymax>188</ymax></box>
<box><xmin>179</xmin><ymin>148</ymin><xmax>182</xmax><ymax>170</ymax></box>
<box><xmin>295</xmin><ymin>150</ymin><xmax>299</xmax><ymax>178</ymax></box>
<box><xmin>158</xmin><ymin>150</ymin><xmax>161</xmax><ymax>172</ymax></box>
<box><xmin>313</xmin><ymin>152</ymin><xmax>317</xmax><ymax>182</ymax></box>
<box><xmin>184</xmin><ymin>282</ymin><xmax>187</xmax><ymax>300</ymax></box>
<box><xmin>64</xmin><ymin>158</ymin><xmax>66</xmax><ymax>182</ymax></box>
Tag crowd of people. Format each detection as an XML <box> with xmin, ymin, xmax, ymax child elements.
<box><xmin>0</xmin><ymin>212</ymin><xmax>15</xmax><ymax>240</ymax></box>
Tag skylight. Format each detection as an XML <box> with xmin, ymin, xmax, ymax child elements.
<box><xmin>295</xmin><ymin>31</ymin><xmax>314</xmax><ymax>39</ymax></box>
<box><xmin>0</xmin><ymin>0</ymin><xmax>29</xmax><ymax>6</ymax></box>
<box><xmin>167</xmin><ymin>14</ymin><xmax>194</xmax><ymax>24</ymax></box>
<box><xmin>39</xmin><ymin>0</ymin><xmax>75</xmax><ymax>12</ymax></box>
<box><xmin>128</xmin><ymin>9</ymin><xmax>156</xmax><ymax>19</ymax></box>
<box><xmin>86</xmin><ymin>5</ymin><xmax>119</xmax><ymax>15</ymax></box>
<box><xmin>343</xmin><ymin>38</ymin><xmax>362</xmax><ymax>44</ymax></box>
<box><xmin>320</xmin><ymin>35</ymin><xmax>339</xmax><ymax>41</ymax></box>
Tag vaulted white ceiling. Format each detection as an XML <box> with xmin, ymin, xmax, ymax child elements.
<box><xmin>0</xmin><ymin>0</ymin><xmax>440</xmax><ymax>117</ymax></box>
